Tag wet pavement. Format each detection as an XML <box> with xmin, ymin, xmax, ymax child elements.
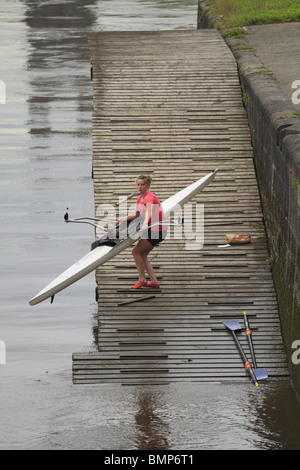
<box><xmin>1</xmin><ymin>0</ymin><xmax>300</xmax><ymax>450</ymax></box>
<box><xmin>245</xmin><ymin>22</ymin><xmax>300</xmax><ymax>108</ymax></box>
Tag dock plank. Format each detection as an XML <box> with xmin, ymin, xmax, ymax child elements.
<box><xmin>72</xmin><ymin>30</ymin><xmax>289</xmax><ymax>385</ymax></box>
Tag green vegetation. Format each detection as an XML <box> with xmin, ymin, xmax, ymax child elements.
<box><xmin>206</xmin><ymin>0</ymin><xmax>300</xmax><ymax>28</ymax></box>
<box><xmin>291</xmin><ymin>177</ymin><xmax>299</xmax><ymax>190</ymax></box>
<box><xmin>222</xmin><ymin>27</ymin><xmax>247</xmax><ymax>38</ymax></box>
<box><xmin>242</xmin><ymin>92</ymin><xmax>249</xmax><ymax>105</ymax></box>
<box><xmin>274</xmin><ymin>110</ymin><xmax>300</xmax><ymax>120</ymax></box>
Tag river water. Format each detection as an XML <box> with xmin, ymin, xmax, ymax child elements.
<box><xmin>1</xmin><ymin>0</ymin><xmax>300</xmax><ymax>451</ymax></box>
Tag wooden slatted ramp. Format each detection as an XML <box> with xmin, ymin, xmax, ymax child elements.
<box><xmin>72</xmin><ymin>30</ymin><xmax>289</xmax><ymax>384</ymax></box>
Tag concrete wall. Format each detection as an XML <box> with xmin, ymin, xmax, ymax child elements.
<box><xmin>198</xmin><ymin>1</ymin><xmax>300</xmax><ymax>397</ymax></box>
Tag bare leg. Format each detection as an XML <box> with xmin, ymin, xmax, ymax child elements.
<box><xmin>141</xmin><ymin>252</ymin><xmax>158</xmax><ymax>283</ymax></box>
<box><xmin>132</xmin><ymin>239</ymin><xmax>157</xmax><ymax>283</ymax></box>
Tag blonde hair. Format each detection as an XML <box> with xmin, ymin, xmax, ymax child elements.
<box><xmin>136</xmin><ymin>174</ymin><xmax>152</xmax><ymax>186</ymax></box>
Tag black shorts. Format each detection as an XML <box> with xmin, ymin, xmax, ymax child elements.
<box><xmin>145</xmin><ymin>229</ymin><xmax>167</xmax><ymax>247</ymax></box>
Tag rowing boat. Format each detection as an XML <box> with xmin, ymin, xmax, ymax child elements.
<box><xmin>29</xmin><ymin>169</ymin><xmax>218</xmax><ymax>305</ymax></box>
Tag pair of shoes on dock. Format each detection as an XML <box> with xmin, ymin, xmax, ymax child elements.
<box><xmin>131</xmin><ymin>281</ymin><xmax>160</xmax><ymax>289</ymax></box>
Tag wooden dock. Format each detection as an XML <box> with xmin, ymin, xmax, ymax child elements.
<box><xmin>72</xmin><ymin>30</ymin><xmax>289</xmax><ymax>384</ymax></box>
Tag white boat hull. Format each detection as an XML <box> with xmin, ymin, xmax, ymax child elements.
<box><xmin>29</xmin><ymin>169</ymin><xmax>217</xmax><ymax>305</ymax></box>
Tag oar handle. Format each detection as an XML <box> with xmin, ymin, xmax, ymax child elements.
<box><xmin>245</xmin><ymin>361</ymin><xmax>259</xmax><ymax>387</ymax></box>
<box><xmin>243</xmin><ymin>311</ymin><xmax>257</xmax><ymax>369</ymax></box>
<box><xmin>232</xmin><ymin>331</ymin><xmax>258</xmax><ymax>387</ymax></box>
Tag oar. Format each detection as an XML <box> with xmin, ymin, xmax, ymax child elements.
<box><xmin>64</xmin><ymin>209</ymin><xmax>114</xmax><ymax>231</ymax></box>
<box><xmin>64</xmin><ymin>210</ymin><xmax>183</xmax><ymax>232</ymax></box>
<box><xmin>223</xmin><ymin>320</ymin><xmax>259</xmax><ymax>387</ymax></box>
<box><xmin>147</xmin><ymin>217</ymin><xmax>183</xmax><ymax>230</ymax></box>
<box><xmin>243</xmin><ymin>311</ymin><xmax>268</xmax><ymax>381</ymax></box>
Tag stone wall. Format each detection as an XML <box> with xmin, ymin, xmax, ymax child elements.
<box><xmin>239</xmin><ymin>58</ymin><xmax>300</xmax><ymax>396</ymax></box>
<box><xmin>198</xmin><ymin>1</ymin><xmax>300</xmax><ymax>397</ymax></box>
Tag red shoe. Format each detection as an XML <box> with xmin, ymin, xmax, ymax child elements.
<box><xmin>145</xmin><ymin>282</ymin><xmax>160</xmax><ymax>288</ymax></box>
<box><xmin>131</xmin><ymin>280</ymin><xmax>147</xmax><ymax>289</ymax></box>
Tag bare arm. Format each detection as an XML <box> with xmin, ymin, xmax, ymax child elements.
<box><xmin>117</xmin><ymin>210</ymin><xmax>139</xmax><ymax>225</ymax></box>
<box><xmin>141</xmin><ymin>202</ymin><xmax>152</xmax><ymax>230</ymax></box>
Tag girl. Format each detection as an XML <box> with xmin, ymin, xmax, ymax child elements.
<box><xmin>117</xmin><ymin>175</ymin><xmax>167</xmax><ymax>289</ymax></box>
